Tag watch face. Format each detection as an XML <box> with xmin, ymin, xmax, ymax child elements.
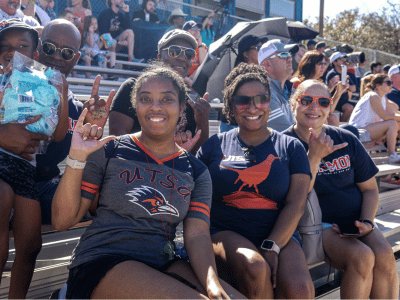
<box><xmin>261</xmin><ymin>240</ymin><xmax>274</xmax><ymax>250</ymax></box>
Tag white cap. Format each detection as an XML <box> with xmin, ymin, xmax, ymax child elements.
<box><xmin>330</xmin><ymin>52</ymin><xmax>346</xmax><ymax>64</ymax></box>
<box><xmin>388</xmin><ymin>65</ymin><xmax>400</xmax><ymax>76</ymax></box>
<box><xmin>258</xmin><ymin>39</ymin><xmax>298</xmax><ymax>65</ymax></box>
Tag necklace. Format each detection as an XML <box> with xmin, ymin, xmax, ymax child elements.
<box><xmin>141</xmin><ymin>136</ymin><xmax>176</xmax><ymax>261</ymax></box>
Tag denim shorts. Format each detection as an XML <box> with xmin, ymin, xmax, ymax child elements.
<box><xmin>210</xmin><ymin>225</ymin><xmax>303</xmax><ymax>248</ymax></box>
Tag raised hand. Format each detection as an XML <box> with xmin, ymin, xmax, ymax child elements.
<box><xmin>188</xmin><ymin>93</ymin><xmax>211</xmax><ymax>126</ymax></box>
<box><xmin>83</xmin><ymin>75</ymin><xmax>115</xmax><ymax>129</ymax></box>
<box><xmin>69</xmin><ymin>108</ymin><xmax>115</xmax><ymax>162</ymax></box>
<box><xmin>308</xmin><ymin>128</ymin><xmax>348</xmax><ymax>160</ymax></box>
<box><xmin>176</xmin><ymin>130</ymin><xmax>201</xmax><ymax>152</ymax></box>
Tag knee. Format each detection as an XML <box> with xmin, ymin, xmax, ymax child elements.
<box><xmin>0</xmin><ymin>181</ymin><xmax>14</xmax><ymax>200</ymax></box>
<box><xmin>242</xmin><ymin>257</ymin><xmax>269</xmax><ymax>283</ymax></box>
<box><xmin>127</xmin><ymin>29</ymin><xmax>134</xmax><ymax>37</ymax></box>
<box><xmin>373</xmin><ymin>241</ymin><xmax>397</xmax><ymax>276</ymax></box>
<box><xmin>388</xmin><ymin>119</ymin><xmax>398</xmax><ymax>129</ymax></box>
<box><xmin>285</xmin><ymin>278</ymin><xmax>315</xmax><ymax>299</ymax></box>
<box><xmin>346</xmin><ymin>246</ymin><xmax>375</xmax><ymax>275</ymax></box>
<box><xmin>344</xmin><ymin>104</ymin><xmax>354</xmax><ymax>114</ymax></box>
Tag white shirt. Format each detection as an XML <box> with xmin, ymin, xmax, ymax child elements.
<box><xmin>0</xmin><ymin>7</ymin><xmax>40</xmax><ymax>27</ymax></box>
<box><xmin>349</xmin><ymin>91</ymin><xmax>386</xmax><ymax>128</ymax></box>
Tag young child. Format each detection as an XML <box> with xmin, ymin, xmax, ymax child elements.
<box><xmin>59</xmin><ymin>10</ymin><xmax>76</xmax><ymax>25</ymax></box>
<box><xmin>0</xmin><ymin>19</ymin><xmax>68</xmax><ymax>299</ymax></box>
<box><xmin>81</xmin><ymin>16</ymin><xmax>117</xmax><ymax>80</ymax></box>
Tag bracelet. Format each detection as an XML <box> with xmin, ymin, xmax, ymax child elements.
<box><xmin>359</xmin><ymin>219</ymin><xmax>375</xmax><ymax>230</ymax></box>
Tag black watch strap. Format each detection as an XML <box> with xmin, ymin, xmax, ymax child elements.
<box><xmin>360</xmin><ymin>219</ymin><xmax>375</xmax><ymax>230</ymax></box>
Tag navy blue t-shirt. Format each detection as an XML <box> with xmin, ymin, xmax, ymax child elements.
<box><xmin>326</xmin><ymin>68</ymin><xmax>355</xmax><ymax>109</ymax></box>
<box><xmin>283</xmin><ymin>125</ymin><xmax>379</xmax><ymax>224</ymax></box>
<box><xmin>197</xmin><ymin>129</ymin><xmax>311</xmax><ymax>245</ymax></box>
<box><xmin>98</xmin><ymin>8</ymin><xmax>131</xmax><ymax>39</ymax></box>
<box><xmin>36</xmin><ymin>91</ymin><xmax>83</xmax><ymax>182</ymax></box>
<box><xmin>386</xmin><ymin>87</ymin><xmax>400</xmax><ymax>108</ymax></box>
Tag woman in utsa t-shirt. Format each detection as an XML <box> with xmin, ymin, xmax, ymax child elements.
<box><xmin>197</xmin><ymin>63</ymin><xmax>313</xmax><ymax>299</ymax></box>
<box><xmin>52</xmin><ymin>66</ymin><xmax>244</xmax><ymax>299</ymax></box>
<box><xmin>284</xmin><ymin>79</ymin><xmax>399</xmax><ymax>299</ymax></box>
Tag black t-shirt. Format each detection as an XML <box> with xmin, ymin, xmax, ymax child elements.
<box><xmin>98</xmin><ymin>8</ymin><xmax>131</xmax><ymax>39</ymax></box>
<box><xmin>110</xmin><ymin>78</ymin><xmax>196</xmax><ymax>136</ymax></box>
<box><xmin>131</xmin><ymin>9</ymin><xmax>159</xmax><ymax>22</ymax></box>
<box><xmin>386</xmin><ymin>88</ymin><xmax>400</xmax><ymax>108</ymax></box>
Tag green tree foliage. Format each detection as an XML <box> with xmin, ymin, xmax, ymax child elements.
<box><xmin>304</xmin><ymin>1</ymin><xmax>400</xmax><ymax>55</ymax></box>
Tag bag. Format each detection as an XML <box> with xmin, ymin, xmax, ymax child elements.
<box><xmin>100</xmin><ymin>33</ymin><xmax>116</xmax><ymax>49</ymax></box>
<box><xmin>297</xmin><ymin>189</ymin><xmax>325</xmax><ymax>265</ymax></box>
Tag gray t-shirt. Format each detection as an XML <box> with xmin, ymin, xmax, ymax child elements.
<box><xmin>268</xmin><ymin>77</ymin><xmax>295</xmax><ymax>132</ymax></box>
<box><xmin>69</xmin><ymin>134</ymin><xmax>212</xmax><ymax>269</ymax></box>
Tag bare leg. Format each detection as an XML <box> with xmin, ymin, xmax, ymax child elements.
<box><xmin>364</xmin><ymin>119</ymin><xmax>398</xmax><ymax>153</ymax></box>
<box><xmin>211</xmin><ymin>231</ymin><xmax>273</xmax><ymax>299</ymax></box>
<box><xmin>8</xmin><ymin>195</ymin><xmax>42</xmax><ymax>299</ymax></box>
<box><xmin>323</xmin><ymin>228</ymin><xmax>374</xmax><ymax>299</ymax></box>
<box><xmin>82</xmin><ymin>55</ymin><xmax>92</xmax><ymax>79</ymax></box>
<box><xmin>274</xmin><ymin>239</ymin><xmax>314</xmax><ymax>299</ymax></box>
<box><xmin>92</xmin><ymin>260</ymin><xmax>209</xmax><ymax>299</ymax></box>
<box><xmin>107</xmin><ymin>52</ymin><xmax>116</xmax><ymax>68</ymax></box>
<box><xmin>0</xmin><ymin>181</ymin><xmax>14</xmax><ymax>286</ymax></box>
<box><xmin>340</xmin><ymin>103</ymin><xmax>354</xmax><ymax>122</ymax></box>
<box><xmin>360</xmin><ymin>228</ymin><xmax>399</xmax><ymax>299</ymax></box>
<box><xmin>118</xmin><ymin>29</ymin><xmax>135</xmax><ymax>60</ymax></box>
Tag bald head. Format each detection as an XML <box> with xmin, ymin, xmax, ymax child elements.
<box><xmin>42</xmin><ymin>19</ymin><xmax>81</xmax><ymax>52</ymax></box>
<box><xmin>38</xmin><ymin>19</ymin><xmax>81</xmax><ymax>77</ymax></box>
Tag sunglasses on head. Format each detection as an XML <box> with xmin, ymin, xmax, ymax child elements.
<box><xmin>383</xmin><ymin>79</ymin><xmax>393</xmax><ymax>86</ymax></box>
<box><xmin>299</xmin><ymin>95</ymin><xmax>332</xmax><ymax>108</ymax></box>
<box><xmin>233</xmin><ymin>94</ymin><xmax>271</xmax><ymax>111</ymax></box>
<box><xmin>250</xmin><ymin>45</ymin><xmax>262</xmax><ymax>51</ymax></box>
<box><xmin>41</xmin><ymin>41</ymin><xmax>77</xmax><ymax>61</ymax></box>
<box><xmin>162</xmin><ymin>45</ymin><xmax>196</xmax><ymax>60</ymax></box>
<box><xmin>268</xmin><ymin>52</ymin><xmax>292</xmax><ymax>60</ymax></box>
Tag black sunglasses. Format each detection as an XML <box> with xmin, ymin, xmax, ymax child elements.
<box><xmin>233</xmin><ymin>94</ymin><xmax>271</xmax><ymax>111</ymax></box>
<box><xmin>243</xmin><ymin>146</ymin><xmax>256</xmax><ymax>162</ymax></box>
<box><xmin>383</xmin><ymin>80</ymin><xmax>393</xmax><ymax>86</ymax></box>
<box><xmin>41</xmin><ymin>41</ymin><xmax>77</xmax><ymax>61</ymax></box>
<box><xmin>299</xmin><ymin>95</ymin><xmax>332</xmax><ymax>108</ymax></box>
<box><xmin>162</xmin><ymin>45</ymin><xmax>196</xmax><ymax>61</ymax></box>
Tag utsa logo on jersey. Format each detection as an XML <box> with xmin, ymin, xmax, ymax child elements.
<box><xmin>126</xmin><ymin>185</ymin><xmax>179</xmax><ymax>216</ymax></box>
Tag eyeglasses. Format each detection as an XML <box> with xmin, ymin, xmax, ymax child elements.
<box><xmin>249</xmin><ymin>45</ymin><xmax>262</xmax><ymax>51</ymax></box>
<box><xmin>162</xmin><ymin>45</ymin><xmax>196</xmax><ymax>61</ymax></box>
<box><xmin>189</xmin><ymin>27</ymin><xmax>201</xmax><ymax>31</ymax></box>
<box><xmin>383</xmin><ymin>80</ymin><xmax>393</xmax><ymax>86</ymax></box>
<box><xmin>268</xmin><ymin>52</ymin><xmax>292</xmax><ymax>60</ymax></box>
<box><xmin>299</xmin><ymin>95</ymin><xmax>332</xmax><ymax>108</ymax></box>
<box><xmin>233</xmin><ymin>94</ymin><xmax>271</xmax><ymax>111</ymax></box>
<box><xmin>317</xmin><ymin>61</ymin><xmax>328</xmax><ymax>66</ymax></box>
<box><xmin>41</xmin><ymin>41</ymin><xmax>77</xmax><ymax>61</ymax></box>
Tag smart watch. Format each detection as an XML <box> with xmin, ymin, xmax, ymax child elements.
<box><xmin>66</xmin><ymin>156</ymin><xmax>86</xmax><ymax>169</ymax></box>
<box><xmin>260</xmin><ymin>239</ymin><xmax>280</xmax><ymax>255</ymax></box>
<box><xmin>359</xmin><ymin>219</ymin><xmax>375</xmax><ymax>230</ymax></box>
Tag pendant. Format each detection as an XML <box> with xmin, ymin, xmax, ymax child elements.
<box><xmin>164</xmin><ymin>241</ymin><xmax>175</xmax><ymax>260</ymax></box>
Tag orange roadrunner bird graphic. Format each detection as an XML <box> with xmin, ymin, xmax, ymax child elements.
<box><xmin>221</xmin><ymin>154</ymin><xmax>281</xmax><ymax>194</ymax></box>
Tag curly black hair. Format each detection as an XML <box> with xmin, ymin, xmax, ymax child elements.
<box><xmin>131</xmin><ymin>63</ymin><xmax>188</xmax><ymax>110</ymax></box>
<box><xmin>222</xmin><ymin>63</ymin><xmax>270</xmax><ymax>123</ymax></box>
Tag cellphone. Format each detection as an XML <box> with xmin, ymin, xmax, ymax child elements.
<box><xmin>341</xmin><ymin>65</ymin><xmax>347</xmax><ymax>85</ymax></box>
<box><xmin>338</xmin><ymin>223</ymin><xmax>360</xmax><ymax>236</ymax></box>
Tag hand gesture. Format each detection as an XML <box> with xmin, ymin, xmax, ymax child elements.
<box><xmin>122</xmin><ymin>4</ymin><xmax>129</xmax><ymax>13</ymax></box>
<box><xmin>83</xmin><ymin>75</ymin><xmax>115</xmax><ymax>129</ymax></box>
<box><xmin>69</xmin><ymin>108</ymin><xmax>115</xmax><ymax>162</ymax></box>
<box><xmin>308</xmin><ymin>128</ymin><xmax>348</xmax><ymax>160</ymax></box>
<box><xmin>260</xmin><ymin>250</ymin><xmax>278</xmax><ymax>289</ymax></box>
<box><xmin>175</xmin><ymin>130</ymin><xmax>201</xmax><ymax>152</ymax></box>
<box><xmin>188</xmin><ymin>93</ymin><xmax>211</xmax><ymax>128</ymax></box>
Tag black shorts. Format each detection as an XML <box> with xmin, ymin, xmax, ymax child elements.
<box><xmin>0</xmin><ymin>151</ymin><xmax>38</xmax><ymax>200</ymax></box>
<box><xmin>66</xmin><ymin>255</ymin><xmax>197</xmax><ymax>299</ymax></box>
<box><xmin>335</xmin><ymin>98</ymin><xmax>355</xmax><ymax>113</ymax></box>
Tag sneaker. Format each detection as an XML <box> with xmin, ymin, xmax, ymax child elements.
<box><xmin>388</xmin><ymin>152</ymin><xmax>400</xmax><ymax>164</ymax></box>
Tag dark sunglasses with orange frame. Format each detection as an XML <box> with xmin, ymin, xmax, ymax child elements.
<box><xmin>299</xmin><ymin>95</ymin><xmax>332</xmax><ymax>108</ymax></box>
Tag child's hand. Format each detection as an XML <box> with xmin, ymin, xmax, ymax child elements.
<box><xmin>89</xmin><ymin>24</ymin><xmax>95</xmax><ymax>34</ymax></box>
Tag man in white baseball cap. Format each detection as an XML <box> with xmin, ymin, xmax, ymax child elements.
<box><xmin>258</xmin><ymin>39</ymin><xmax>298</xmax><ymax>132</ymax></box>
<box><xmin>386</xmin><ymin>65</ymin><xmax>400</xmax><ymax>108</ymax></box>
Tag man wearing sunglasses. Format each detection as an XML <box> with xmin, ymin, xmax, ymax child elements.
<box><xmin>326</xmin><ymin>51</ymin><xmax>356</xmax><ymax>122</ymax></box>
<box><xmin>34</xmin><ymin>19</ymin><xmax>113</xmax><ymax>224</ymax></box>
<box><xmin>386</xmin><ymin>65</ymin><xmax>400</xmax><ymax>109</ymax></box>
<box><xmin>110</xmin><ymin>29</ymin><xmax>210</xmax><ymax>153</ymax></box>
<box><xmin>258</xmin><ymin>39</ymin><xmax>299</xmax><ymax>132</ymax></box>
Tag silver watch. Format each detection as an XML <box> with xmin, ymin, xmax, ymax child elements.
<box><xmin>260</xmin><ymin>239</ymin><xmax>280</xmax><ymax>255</ymax></box>
<box><xmin>66</xmin><ymin>156</ymin><xmax>86</xmax><ymax>169</ymax></box>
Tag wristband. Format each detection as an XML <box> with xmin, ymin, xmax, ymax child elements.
<box><xmin>359</xmin><ymin>219</ymin><xmax>375</xmax><ymax>230</ymax></box>
<box><xmin>66</xmin><ymin>155</ymin><xmax>86</xmax><ymax>169</ymax></box>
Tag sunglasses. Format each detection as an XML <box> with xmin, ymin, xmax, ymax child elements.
<box><xmin>383</xmin><ymin>80</ymin><xmax>393</xmax><ymax>86</ymax></box>
<box><xmin>317</xmin><ymin>61</ymin><xmax>328</xmax><ymax>66</ymax></box>
<box><xmin>41</xmin><ymin>41</ymin><xmax>77</xmax><ymax>61</ymax></box>
<box><xmin>162</xmin><ymin>45</ymin><xmax>196</xmax><ymax>61</ymax></box>
<box><xmin>299</xmin><ymin>95</ymin><xmax>332</xmax><ymax>108</ymax></box>
<box><xmin>243</xmin><ymin>146</ymin><xmax>256</xmax><ymax>162</ymax></box>
<box><xmin>268</xmin><ymin>52</ymin><xmax>292</xmax><ymax>60</ymax></box>
<box><xmin>250</xmin><ymin>45</ymin><xmax>262</xmax><ymax>51</ymax></box>
<box><xmin>233</xmin><ymin>94</ymin><xmax>271</xmax><ymax>111</ymax></box>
